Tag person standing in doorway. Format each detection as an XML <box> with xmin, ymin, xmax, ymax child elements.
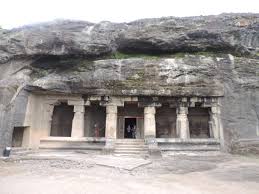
<box><xmin>126</xmin><ymin>125</ymin><xmax>131</xmax><ymax>138</ymax></box>
<box><xmin>94</xmin><ymin>123</ymin><xmax>100</xmax><ymax>138</ymax></box>
<box><xmin>132</xmin><ymin>125</ymin><xmax>136</xmax><ymax>138</ymax></box>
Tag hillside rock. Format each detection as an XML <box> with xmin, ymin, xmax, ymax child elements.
<box><xmin>0</xmin><ymin>13</ymin><xmax>259</xmax><ymax>64</ymax></box>
<box><xmin>0</xmin><ymin>13</ymin><xmax>258</xmax><ymax>155</ymax></box>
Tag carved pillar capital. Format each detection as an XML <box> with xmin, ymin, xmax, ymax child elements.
<box><xmin>144</xmin><ymin>106</ymin><xmax>156</xmax><ymax>115</ymax></box>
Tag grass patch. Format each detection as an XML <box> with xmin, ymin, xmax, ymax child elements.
<box><xmin>110</xmin><ymin>52</ymin><xmax>161</xmax><ymax>60</ymax></box>
<box><xmin>107</xmin><ymin>51</ymin><xmax>225</xmax><ymax>60</ymax></box>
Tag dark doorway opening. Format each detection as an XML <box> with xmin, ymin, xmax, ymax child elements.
<box><xmin>12</xmin><ymin>127</ymin><xmax>25</xmax><ymax>147</ymax></box>
<box><xmin>189</xmin><ymin>107</ymin><xmax>210</xmax><ymax>138</ymax></box>
<box><xmin>124</xmin><ymin>118</ymin><xmax>137</xmax><ymax>138</ymax></box>
<box><xmin>50</xmin><ymin>102</ymin><xmax>74</xmax><ymax>137</ymax></box>
<box><xmin>84</xmin><ymin>101</ymin><xmax>106</xmax><ymax>137</ymax></box>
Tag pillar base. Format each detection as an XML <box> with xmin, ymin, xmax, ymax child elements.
<box><xmin>103</xmin><ymin>138</ymin><xmax>116</xmax><ymax>154</ymax></box>
<box><xmin>145</xmin><ymin>137</ymin><xmax>162</xmax><ymax>158</ymax></box>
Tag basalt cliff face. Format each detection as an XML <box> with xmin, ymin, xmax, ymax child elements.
<box><xmin>0</xmin><ymin>13</ymin><xmax>258</xmax><ymax>154</ymax></box>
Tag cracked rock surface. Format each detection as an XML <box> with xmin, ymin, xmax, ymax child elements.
<box><xmin>0</xmin><ymin>13</ymin><xmax>258</xmax><ymax>154</ymax></box>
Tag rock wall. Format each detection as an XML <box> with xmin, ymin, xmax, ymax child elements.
<box><xmin>0</xmin><ymin>13</ymin><xmax>258</xmax><ymax>154</ymax></box>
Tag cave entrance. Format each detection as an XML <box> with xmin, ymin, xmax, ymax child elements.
<box><xmin>117</xmin><ymin>102</ymin><xmax>144</xmax><ymax>139</ymax></box>
<box><xmin>124</xmin><ymin>118</ymin><xmax>137</xmax><ymax>139</ymax></box>
<box><xmin>156</xmin><ymin>105</ymin><xmax>177</xmax><ymax>138</ymax></box>
<box><xmin>50</xmin><ymin>102</ymin><xmax>74</xmax><ymax>137</ymax></box>
<box><xmin>12</xmin><ymin>127</ymin><xmax>25</xmax><ymax>147</ymax></box>
<box><xmin>84</xmin><ymin>102</ymin><xmax>106</xmax><ymax>137</ymax></box>
<box><xmin>189</xmin><ymin>107</ymin><xmax>210</xmax><ymax>138</ymax></box>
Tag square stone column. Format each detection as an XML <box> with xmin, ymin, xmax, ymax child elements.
<box><xmin>144</xmin><ymin>106</ymin><xmax>156</xmax><ymax>138</ymax></box>
<box><xmin>104</xmin><ymin>105</ymin><xmax>118</xmax><ymax>153</ymax></box>
<box><xmin>209</xmin><ymin>106</ymin><xmax>221</xmax><ymax>139</ymax></box>
<box><xmin>71</xmin><ymin>105</ymin><xmax>85</xmax><ymax>138</ymax></box>
<box><xmin>144</xmin><ymin>106</ymin><xmax>161</xmax><ymax>157</ymax></box>
<box><xmin>105</xmin><ymin>105</ymin><xmax>118</xmax><ymax>139</ymax></box>
<box><xmin>176</xmin><ymin>106</ymin><xmax>190</xmax><ymax>139</ymax></box>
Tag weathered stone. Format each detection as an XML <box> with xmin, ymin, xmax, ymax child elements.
<box><xmin>1</xmin><ymin>14</ymin><xmax>259</xmax><ymax>64</ymax></box>
<box><xmin>0</xmin><ymin>14</ymin><xmax>258</xmax><ymax>155</ymax></box>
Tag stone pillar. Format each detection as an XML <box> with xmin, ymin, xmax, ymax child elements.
<box><xmin>104</xmin><ymin>105</ymin><xmax>118</xmax><ymax>153</ymax></box>
<box><xmin>144</xmin><ymin>106</ymin><xmax>161</xmax><ymax>157</ymax></box>
<box><xmin>144</xmin><ymin>106</ymin><xmax>156</xmax><ymax>138</ymax></box>
<box><xmin>45</xmin><ymin>104</ymin><xmax>54</xmax><ymax>137</ymax></box>
<box><xmin>71</xmin><ymin>105</ymin><xmax>85</xmax><ymax>138</ymax></box>
<box><xmin>105</xmin><ymin>105</ymin><xmax>118</xmax><ymax>139</ymax></box>
<box><xmin>176</xmin><ymin>106</ymin><xmax>190</xmax><ymax>139</ymax></box>
<box><xmin>209</xmin><ymin>106</ymin><xmax>220</xmax><ymax>139</ymax></box>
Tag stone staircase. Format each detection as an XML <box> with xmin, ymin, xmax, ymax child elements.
<box><xmin>114</xmin><ymin>139</ymin><xmax>149</xmax><ymax>157</ymax></box>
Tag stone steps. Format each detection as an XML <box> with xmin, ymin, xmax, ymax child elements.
<box><xmin>114</xmin><ymin>139</ymin><xmax>149</xmax><ymax>156</ymax></box>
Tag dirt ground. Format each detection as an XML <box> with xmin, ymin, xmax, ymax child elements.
<box><xmin>1</xmin><ymin>151</ymin><xmax>259</xmax><ymax>194</ymax></box>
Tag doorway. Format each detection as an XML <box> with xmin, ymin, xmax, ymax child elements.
<box><xmin>124</xmin><ymin>118</ymin><xmax>137</xmax><ymax>138</ymax></box>
<box><xmin>50</xmin><ymin>102</ymin><xmax>74</xmax><ymax>137</ymax></box>
<box><xmin>12</xmin><ymin>127</ymin><xmax>25</xmax><ymax>147</ymax></box>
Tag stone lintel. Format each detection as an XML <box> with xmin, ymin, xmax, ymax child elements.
<box><xmin>68</xmin><ymin>99</ymin><xmax>85</xmax><ymax>106</ymax></box>
<box><xmin>138</xmin><ymin>102</ymin><xmax>162</xmax><ymax>108</ymax></box>
<box><xmin>99</xmin><ymin>96</ymin><xmax>124</xmax><ymax>107</ymax></box>
<box><xmin>45</xmin><ymin>94</ymin><xmax>83</xmax><ymax>103</ymax></box>
<box><xmin>89</xmin><ymin>96</ymin><xmax>102</xmax><ymax>101</ymax></box>
<box><xmin>122</xmin><ymin>96</ymin><xmax>138</xmax><ymax>102</ymax></box>
<box><xmin>100</xmin><ymin>101</ymin><xmax>124</xmax><ymax>107</ymax></box>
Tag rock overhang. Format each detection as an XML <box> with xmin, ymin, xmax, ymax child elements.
<box><xmin>0</xmin><ymin>13</ymin><xmax>258</xmax><ymax>98</ymax></box>
<box><xmin>25</xmin><ymin>56</ymin><xmax>226</xmax><ymax>97</ymax></box>
<box><xmin>0</xmin><ymin>13</ymin><xmax>259</xmax><ymax>64</ymax></box>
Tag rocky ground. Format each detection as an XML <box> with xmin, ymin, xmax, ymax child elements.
<box><xmin>0</xmin><ymin>151</ymin><xmax>259</xmax><ymax>194</ymax></box>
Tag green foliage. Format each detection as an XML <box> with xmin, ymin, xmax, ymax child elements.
<box><xmin>108</xmin><ymin>51</ymin><xmax>221</xmax><ymax>60</ymax></box>
<box><xmin>110</xmin><ymin>52</ymin><xmax>160</xmax><ymax>60</ymax></box>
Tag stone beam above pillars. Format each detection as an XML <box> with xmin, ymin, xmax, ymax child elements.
<box><xmin>99</xmin><ymin>96</ymin><xmax>124</xmax><ymax>107</ymax></box>
<box><xmin>68</xmin><ymin>99</ymin><xmax>85</xmax><ymax>138</ymax></box>
<box><xmin>176</xmin><ymin>103</ymin><xmax>190</xmax><ymax>139</ymax></box>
